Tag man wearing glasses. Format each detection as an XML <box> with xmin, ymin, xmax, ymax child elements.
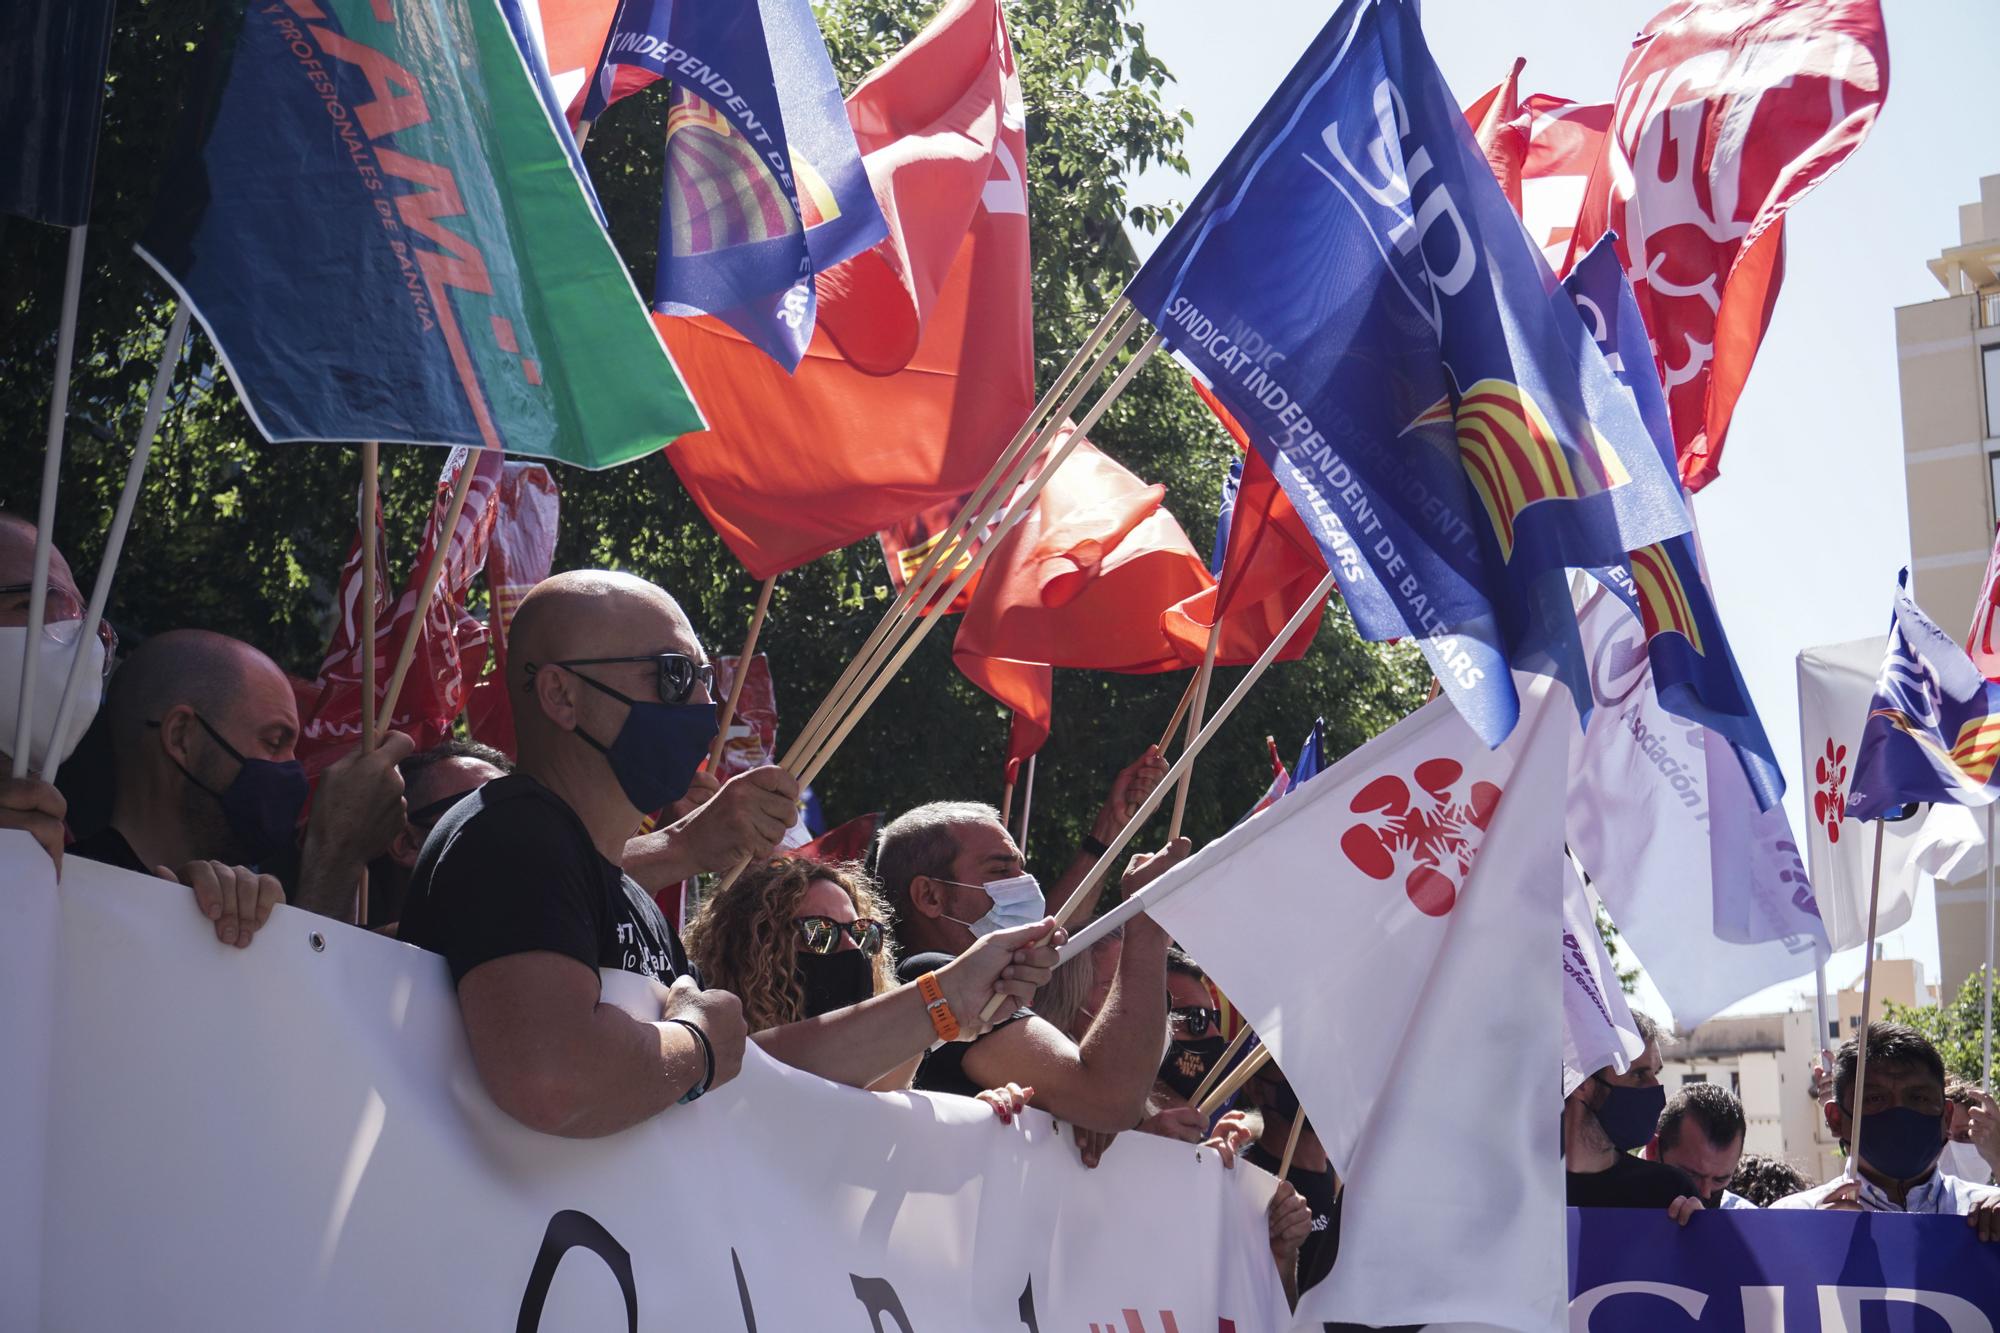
<box><xmin>396</xmin><ymin>570</ymin><xmax>1064</xmax><ymax>1134</ymax></box>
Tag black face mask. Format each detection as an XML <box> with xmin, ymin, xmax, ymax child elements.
<box><xmin>795</xmin><ymin>949</ymin><xmax>875</xmax><ymax>1018</ymax></box>
<box><xmin>1159</xmin><ymin>1035</ymin><xmax>1228</xmax><ymax>1101</ymax></box>
<box><xmin>1258</xmin><ymin>1074</ymin><xmax>1302</xmax><ymax>1123</ymax></box>
<box><xmin>163</xmin><ymin>714</ymin><xmax>309</xmax><ymax>865</ymax></box>
<box><xmin>1592</xmin><ymin>1079</ymin><xmax>1667</xmax><ymax>1154</ymax></box>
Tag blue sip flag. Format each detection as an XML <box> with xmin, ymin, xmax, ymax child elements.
<box><xmin>582</xmin><ymin>0</ymin><xmax>886</xmax><ymax>370</ymax></box>
<box><xmin>1208</xmin><ymin>457</ymin><xmax>1243</xmax><ymax>577</ymax></box>
<box><xmin>1</xmin><ymin>0</ymin><xmax>117</xmax><ymax>226</ymax></box>
<box><xmin>1845</xmin><ymin>570</ymin><xmax>2000</xmax><ymax>822</ymax></box>
<box><xmin>1287</xmin><ymin>718</ymin><xmax>1326</xmax><ymax>792</ymax></box>
<box><xmin>1122</xmin><ymin>0</ymin><xmax>1689</xmax><ymax>747</ymax></box>
<box><xmin>1565</xmin><ymin>236</ymin><xmax>1785</xmax><ymax>809</ymax></box>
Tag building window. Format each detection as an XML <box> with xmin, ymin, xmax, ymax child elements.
<box><xmin>1990</xmin><ymin>451</ymin><xmax>2000</xmax><ymax>525</ymax></box>
<box><xmin>1683</xmin><ymin>1073</ymin><xmax>1707</xmax><ymax>1085</ymax></box>
<box><xmin>1986</xmin><ymin>344</ymin><xmax>2000</xmax><ymax>439</ymax></box>
<box><xmin>1730</xmin><ymin>1071</ymin><xmax>1740</xmax><ymax>1096</ymax></box>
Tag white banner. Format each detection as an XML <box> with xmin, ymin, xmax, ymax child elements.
<box><xmin>1561</xmin><ymin>858</ymin><xmax>1641</xmax><ymax>1099</ymax></box>
<box><xmin>0</xmin><ymin>834</ymin><xmax>1284</xmax><ymax>1332</ymax></box>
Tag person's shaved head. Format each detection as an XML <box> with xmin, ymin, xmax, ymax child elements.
<box><xmin>0</xmin><ymin>511</ymin><xmax>81</xmax><ymax>624</ymax></box>
<box><xmin>508</xmin><ymin>571</ymin><xmax>708</xmax><ymax>761</ymax></box>
<box><xmin>107</xmin><ymin>629</ymin><xmax>296</xmax><ymax>755</ymax></box>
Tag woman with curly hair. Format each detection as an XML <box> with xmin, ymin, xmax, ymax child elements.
<box><xmin>685</xmin><ymin>856</ymin><xmax>1034</xmax><ymax>1112</ymax></box>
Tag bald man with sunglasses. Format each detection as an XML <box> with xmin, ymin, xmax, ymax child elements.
<box><xmin>397</xmin><ymin>571</ymin><xmax>1064</xmax><ymax>1136</ymax></box>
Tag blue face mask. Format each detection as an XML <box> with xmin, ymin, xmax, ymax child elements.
<box><xmin>566</xmin><ymin>673</ymin><xmax>718</xmax><ymax>815</ymax></box>
<box><xmin>1853</xmin><ymin>1105</ymin><xmax>1945</xmax><ymax>1182</ymax></box>
<box><xmin>162</xmin><ymin>713</ymin><xmax>309</xmax><ymax>866</ymax></box>
<box><xmin>1592</xmin><ymin>1078</ymin><xmax>1666</xmax><ymax>1153</ymax></box>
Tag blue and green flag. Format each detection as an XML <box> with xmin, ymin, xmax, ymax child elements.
<box><xmin>139</xmin><ymin>0</ymin><xmax>703</xmax><ymax>468</ymax></box>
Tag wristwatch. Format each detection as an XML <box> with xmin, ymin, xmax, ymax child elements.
<box><xmin>917</xmin><ymin>971</ymin><xmax>960</xmax><ymax>1043</ymax></box>
<box><xmin>1079</xmin><ymin>832</ymin><xmax>1112</xmax><ymax>859</ymax></box>
<box><xmin>667</xmin><ymin>1018</ymin><xmax>714</xmax><ymax>1103</ymax></box>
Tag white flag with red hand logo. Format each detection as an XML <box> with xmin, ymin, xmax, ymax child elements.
<box><xmin>1565</xmin><ymin>0</ymin><xmax>1888</xmax><ymax>492</ymax></box>
<box><xmin>1968</xmin><ymin>524</ymin><xmax>2000</xmax><ymax>681</ymax></box>
<box><xmin>1121</xmin><ymin>677</ymin><xmax>1571</xmax><ymax>1332</ymax></box>
<box><xmin>1797</xmin><ymin>635</ymin><xmax>1983</xmax><ymax>953</ymax></box>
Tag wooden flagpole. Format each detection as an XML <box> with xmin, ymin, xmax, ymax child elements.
<box><xmin>1168</xmin><ymin>625</ymin><xmax>1219</xmax><ymax>839</ymax></box>
<box><xmin>376</xmin><ymin>454</ymin><xmax>479</xmax><ymax>739</ymax></box>
<box><xmin>1187</xmin><ymin>1024</ymin><xmax>1255</xmax><ymax>1110</ymax></box>
<box><xmin>13</xmin><ymin>227</ymin><xmax>90</xmax><ymax>779</ymax></box>
<box><xmin>792</xmin><ymin>333</ymin><xmax>1168</xmax><ymax>792</ymax></box>
<box><xmin>1197</xmin><ymin>1043</ymin><xmax>1273</xmax><ymax>1119</ymax></box>
<box><xmin>1017</xmin><ymin>753</ymin><xmax>1036</xmax><ymax>860</ymax></box>
<box><xmin>1276</xmin><ymin>1111</ymin><xmax>1309</xmax><ymax>1180</ymax></box>
<box><xmin>1000</xmin><ymin>779</ymin><xmax>1015</xmax><ymax>827</ymax></box>
<box><xmin>42</xmin><ymin>306</ymin><xmax>192</xmax><ymax>785</ymax></box>
<box><xmin>355</xmin><ymin>441</ymin><xmax>381</xmax><ymax>927</ymax></box>
<box><xmin>708</xmin><ymin>575</ymin><xmax>776</xmax><ymax>770</ymax></box>
<box><xmin>1158</xmin><ymin>672</ymin><xmax>1200</xmax><ymax>755</ymax></box>
<box><xmin>971</xmin><ymin>567</ymin><xmax>1341</xmax><ymax>1022</ymax></box>
<box><xmin>1845</xmin><ymin>822</ymin><xmax>1888</xmax><ymax>1182</ymax></box>
<box><xmin>782</xmin><ymin>303</ymin><xmax>1140</xmax><ymax>772</ymax></box>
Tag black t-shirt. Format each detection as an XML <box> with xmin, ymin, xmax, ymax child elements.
<box><xmin>398</xmin><ymin>774</ymin><xmax>692</xmax><ymax>986</ymax></box>
<box><xmin>1245</xmin><ymin>1140</ymin><xmax>1341</xmax><ymax>1297</ymax></box>
<box><xmin>68</xmin><ymin>824</ymin><xmax>147</xmax><ymax>874</ymax></box>
<box><xmin>896</xmin><ymin>951</ymin><xmax>1028</xmax><ymax>1098</ymax></box>
<box><xmin>1566</xmin><ymin>1154</ymin><xmax>1698</xmax><ymax>1209</ymax></box>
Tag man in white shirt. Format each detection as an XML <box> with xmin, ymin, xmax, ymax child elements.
<box><xmin>1656</xmin><ymin>1082</ymin><xmax>1755</xmax><ymax>1210</ymax></box>
<box><xmin>1773</xmin><ymin>1022</ymin><xmax>2000</xmax><ymax>1240</ymax></box>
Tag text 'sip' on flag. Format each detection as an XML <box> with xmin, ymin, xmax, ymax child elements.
<box><xmin>138</xmin><ymin>0</ymin><xmax>703</xmax><ymax>469</ymax></box>
<box><xmin>1122</xmin><ymin>0</ymin><xmax>1689</xmax><ymax>749</ymax></box>
<box><xmin>0</xmin><ymin>0</ymin><xmax>116</xmax><ymax>226</ymax></box>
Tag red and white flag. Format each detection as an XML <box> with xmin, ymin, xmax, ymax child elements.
<box><xmin>1241</xmin><ymin>737</ymin><xmax>1289</xmax><ymax>822</ymax></box>
<box><xmin>1462</xmin><ymin>62</ymin><xmax>1610</xmax><ymax>273</ymax></box>
<box><xmin>1565</xmin><ymin>0</ymin><xmax>1889</xmax><ymax>492</ymax></box>
<box><xmin>1119</xmin><ymin>677</ymin><xmax>1571</xmax><ymax>1330</ymax></box>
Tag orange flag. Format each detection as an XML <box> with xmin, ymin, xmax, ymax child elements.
<box><xmin>1161</xmin><ymin>381</ymin><xmax>1328</xmax><ymax>668</ymax></box>
<box><xmin>661</xmin><ymin>0</ymin><xmax>1033</xmax><ymax>579</ymax></box>
<box><xmin>955</xmin><ymin>430</ymin><xmax>1213</xmax><ymax>765</ymax></box>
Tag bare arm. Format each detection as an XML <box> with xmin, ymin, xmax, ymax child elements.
<box><xmin>457</xmin><ymin>952</ymin><xmax>740</xmax><ymax>1138</ymax></box>
<box><xmin>754</xmin><ymin>918</ymin><xmax>1063</xmax><ymax>1089</ymax></box>
<box><xmin>962</xmin><ymin>845</ymin><xmax>1185</xmax><ymax>1132</ymax></box>
<box><xmin>1048</xmin><ymin>747</ymin><xmax>1168</xmax><ymax>921</ymax></box>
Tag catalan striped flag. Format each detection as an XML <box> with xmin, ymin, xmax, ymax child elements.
<box><xmin>1846</xmin><ymin>570</ymin><xmax>2000</xmax><ymax>822</ymax></box>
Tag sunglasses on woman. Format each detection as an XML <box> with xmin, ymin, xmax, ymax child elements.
<box><xmin>793</xmin><ymin>915</ymin><xmax>885</xmax><ymax>956</ymax></box>
<box><xmin>1168</xmin><ymin>1005</ymin><xmax>1222</xmax><ymax>1038</ymax></box>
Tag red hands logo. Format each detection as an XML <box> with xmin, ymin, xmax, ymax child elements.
<box><xmin>1339</xmin><ymin>758</ymin><xmax>1503</xmax><ymax>917</ymax></box>
<box><xmin>1813</xmin><ymin>738</ymin><xmax>1848</xmax><ymax>844</ymax></box>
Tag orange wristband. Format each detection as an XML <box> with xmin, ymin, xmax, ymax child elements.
<box><xmin>917</xmin><ymin>971</ymin><xmax>960</xmax><ymax>1042</ymax></box>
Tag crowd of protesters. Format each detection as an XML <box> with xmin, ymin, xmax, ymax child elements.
<box><xmin>7</xmin><ymin>510</ymin><xmax>2000</xmax><ymax>1311</ymax></box>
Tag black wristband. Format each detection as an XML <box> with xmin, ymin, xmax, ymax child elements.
<box><xmin>1079</xmin><ymin>833</ymin><xmax>1111</xmax><ymax>859</ymax></box>
<box><xmin>666</xmin><ymin>1018</ymin><xmax>714</xmax><ymax>1103</ymax></box>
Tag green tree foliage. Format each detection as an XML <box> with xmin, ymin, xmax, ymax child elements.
<box><xmin>1884</xmin><ymin>967</ymin><xmax>1996</xmax><ymax>1089</ymax></box>
<box><xmin>0</xmin><ymin>0</ymin><xmax>1425</xmax><ymax>867</ymax></box>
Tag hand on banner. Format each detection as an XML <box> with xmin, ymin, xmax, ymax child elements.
<box><xmin>1665</xmin><ymin>1195</ymin><xmax>1705</xmax><ymax>1227</ymax></box>
<box><xmin>935</xmin><ymin>916</ymin><xmax>1064</xmax><ymax>1036</ymax></box>
<box><xmin>1073</xmin><ymin>1124</ymin><xmax>1118</xmax><ymax>1169</ymax></box>
<box><xmin>1092</xmin><ymin>746</ymin><xmax>1169</xmax><ymax>845</ymax></box>
<box><xmin>160</xmin><ymin>859</ymin><xmax>284</xmax><ymax>948</ymax></box>
<box><xmin>0</xmin><ymin>775</ymin><xmax>67</xmax><ymax>872</ymax></box>
<box><xmin>976</xmin><ymin>1082</ymin><xmax>1034</xmax><ymax>1125</ymax></box>
<box><xmin>298</xmin><ymin>730</ymin><xmax>414</xmax><ymax>915</ymax></box>
<box><xmin>662</xmin><ymin>976</ymin><xmax>748</xmax><ymax>1093</ymax></box>
<box><xmin>1202</xmin><ymin>1109</ymin><xmax>1262</xmax><ymax>1169</ymax></box>
<box><xmin>1969</xmin><ymin>1195</ymin><xmax>2000</xmax><ymax>1243</ymax></box>
<box><xmin>1139</xmin><ymin>1103</ymin><xmax>1209</xmax><ymax>1145</ymax></box>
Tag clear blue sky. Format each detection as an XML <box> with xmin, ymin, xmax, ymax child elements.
<box><xmin>1123</xmin><ymin>0</ymin><xmax>1996</xmax><ymax>1019</ymax></box>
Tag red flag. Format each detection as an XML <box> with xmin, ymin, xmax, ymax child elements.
<box><xmin>661</xmin><ymin>0</ymin><xmax>1033</xmax><ymax>578</ymax></box>
<box><xmin>534</xmin><ymin>0</ymin><xmax>620</xmax><ymax>127</ymax></box>
<box><xmin>1969</xmin><ymin>526</ymin><xmax>2000</xmax><ymax>683</ymax></box>
<box><xmin>1565</xmin><ymin>0</ymin><xmax>1888</xmax><ymax>491</ymax></box>
<box><xmin>711</xmin><ymin>654</ymin><xmax>780</xmax><ymax>780</ymax></box>
<box><xmin>1462</xmin><ymin>65</ymin><xmax>1609</xmax><ymax>273</ymax></box>
<box><xmin>464</xmin><ymin>462</ymin><xmax>561</xmax><ymax>757</ymax></box>
<box><xmin>298</xmin><ymin>449</ymin><xmax>506</xmax><ymax>774</ymax></box>
<box><xmin>953</xmin><ymin>430</ymin><xmax>1212</xmax><ymax>763</ymax></box>
<box><xmin>1162</xmin><ymin>380</ymin><xmax>1327</xmax><ymax>668</ymax></box>
<box><xmin>796</xmin><ymin>811</ymin><xmax>883</xmax><ymax>865</ymax></box>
